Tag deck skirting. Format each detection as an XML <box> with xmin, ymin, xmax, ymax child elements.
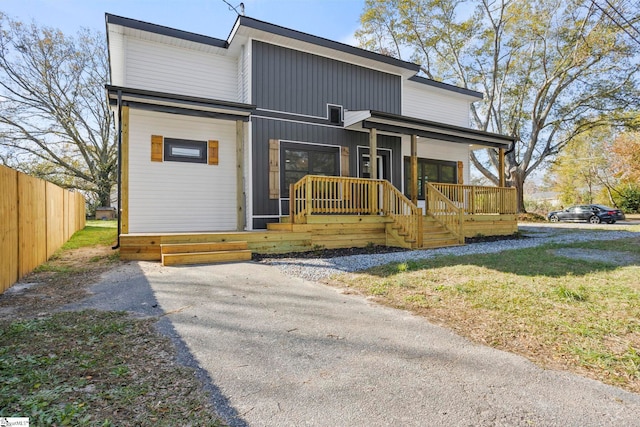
<box><xmin>119</xmin><ymin>214</ymin><xmax>517</xmax><ymax>261</ymax></box>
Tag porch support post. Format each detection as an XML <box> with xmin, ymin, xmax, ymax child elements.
<box><xmin>411</xmin><ymin>134</ymin><xmax>418</xmax><ymax>205</ymax></box>
<box><xmin>369</xmin><ymin>127</ymin><xmax>378</xmax><ymax>180</ymax></box>
<box><xmin>369</xmin><ymin>127</ymin><xmax>378</xmax><ymax>214</ymax></box>
<box><xmin>498</xmin><ymin>148</ymin><xmax>505</xmax><ymax>187</ymax></box>
<box><xmin>236</xmin><ymin>120</ymin><xmax>246</xmax><ymax>231</ymax></box>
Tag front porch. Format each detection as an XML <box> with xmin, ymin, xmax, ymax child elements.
<box><xmin>119</xmin><ymin>176</ymin><xmax>517</xmax><ymax>264</ymax></box>
<box><xmin>287</xmin><ymin>175</ymin><xmax>517</xmax><ymax>248</ymax></box>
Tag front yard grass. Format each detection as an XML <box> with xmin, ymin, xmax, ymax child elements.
<box><xmin>0</xmin><ymin>221</ymin><xmax>224</xmax><ymax>426</ymax></box>
<box><xmin>330</xmin><ymin>237</ymin><xmax>640</xmax><ymax>393</ymax></box>
<box><xmin>0</xmin><ymin>311</ymin><xmax>223</xmax><ymax>426</ymax></box>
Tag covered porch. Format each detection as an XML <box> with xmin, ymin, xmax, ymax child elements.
<box><xmin>119</xmin><ymin>176</ymin><xmax>516</xmax><ymax>264</ymax></box>
<box><xmin>285</xmin><ymin>174</ymin><xmax>517</xmax><ymax>249</ymax></box>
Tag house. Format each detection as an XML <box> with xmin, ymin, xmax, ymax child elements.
<box><xmin>105</xmin><ymin>13</ymin><xmax>517</xmax><ymax>264</ymax></box>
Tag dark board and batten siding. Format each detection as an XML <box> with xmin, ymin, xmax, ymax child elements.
<box><xmin>252</xmin><ymin>41</ymin><xmax>402</xmax><ymax>116</ymax></box>
<box><xmin>252</xmin><ymin>119</ymin><xmax>401</xmax><ymax>229</ymax></box>
<box><xmin>251</xmin><ymin>40</ymin><xmax>403</xmax><ymax>229</ymax></box>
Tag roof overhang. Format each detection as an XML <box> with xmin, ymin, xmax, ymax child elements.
<box><xmin>106</xmin><ymin>85</ymin><xmax>255</xmax><ymax>121</ymax></box>
<box><xmin>344</xmin><ymin>110</ymin><xmax>514</xmax><ymax>149</ymax></box>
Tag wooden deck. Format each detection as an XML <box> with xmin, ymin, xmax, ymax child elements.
<box><xmin>119</xmin><ymin>213</ymin><xmax>517</xmax><ymax>262</ymax></box>
<box><xmin>120</xmin><ymin>176</ymin><xmax>517</xmax><ymax>264</ymax></box>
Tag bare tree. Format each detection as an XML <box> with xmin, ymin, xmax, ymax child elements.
<box><xmin>357</xmin><ymin>0</ymin><xmax>640</xmax><ymax>211</ymax></box>
<box><xmin>0</xmin><ymin>13</ymin><xmax>115</xmax><ymax>208</ymax></box>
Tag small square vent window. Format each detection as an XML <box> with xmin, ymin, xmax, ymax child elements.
<box><xmin>328</xmin><ymin>105</ymin><xmax>343</xmax><ymax>125</ymax></box>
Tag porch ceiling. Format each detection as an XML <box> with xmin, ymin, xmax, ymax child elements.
<box><xmin>344</xmin><ymin>110</ymin><xmax>514</xmax><ymax>149</ymax></box>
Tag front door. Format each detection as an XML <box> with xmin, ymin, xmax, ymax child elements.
<box><xmin>359</xmin><ymin>148</ymin><xmax>390</xmax><ymax>181</ymax></box>
<box><xmin>358</xmin><ymin>148</ymin><xmax>391</xmax><ymax>214</ymax></box>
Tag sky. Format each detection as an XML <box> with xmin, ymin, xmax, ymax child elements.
<box><xmin>0</xmin><ymin>0</ymin><xmax>366</xmax><ymax>45</ymax></box>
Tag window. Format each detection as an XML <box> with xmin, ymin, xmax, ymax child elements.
<box><xmin>328</xmin><ymin>105</ymin><xmax>343</xmax><ymax>125</ymax></box>
<box><xmin>404</xmin><ymin>157</ymin><xmax>457</xmax><ymax>199</ymax></box>
<box><xmin>164</xmin><ymin>138</ymin><xmax>207</xmax><ymax>164</ymax></box>
<box><xmin>281</xmin><ymin>143</ymin><xmax>339</xmax><ymax>196</ymax></box>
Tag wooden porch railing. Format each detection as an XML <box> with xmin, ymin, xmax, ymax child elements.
<box><xmin>426</xmin><ymin>183</ymin><xmax>464</xmax><ymax>244</ymax></box>
<box><xmin>429</xmin><ymin>183</ymin><xmax>517</xmax><ymax>215</ymax></box>
<box><xmin>290</xmin><ymin>175</ymin><xmax>423</xmax><ymax>246</ymax></box>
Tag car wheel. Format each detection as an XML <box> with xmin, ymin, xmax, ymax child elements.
<box><xmin>589</xmin><ymin>215</ymin><xmax>601</xmax><ymax>224</ymax></box>
<box><xmin>549</xmin><ymin>214</ymin><xmax>559</xmax><ymax>222</ymax></box>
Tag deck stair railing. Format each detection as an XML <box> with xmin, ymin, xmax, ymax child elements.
<box><xmin>290</xmin><ymin>175</ymin><xmax>423</xmax><ymax>247</ymax></box>
<box><xmin>426</xmin><ymin>183</ymin><xmax>464</xmax><ymax>244</ymax></box>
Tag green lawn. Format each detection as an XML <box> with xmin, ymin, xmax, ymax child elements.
<box><xmin>1</xmin><ymin>221</ymin><xmax>225</xmax><ymax>426</ymax></box>
<box><xmin>331</xmin><ymin>237</ymin><xmax>640</xmax><ymax>393</ymax></box>
<box><xmin>61</xmin><ymin>220</ymin><xmax>118</xmax><ymax>250</ymax></box>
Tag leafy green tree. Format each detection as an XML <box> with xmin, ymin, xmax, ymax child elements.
<box><xmin>357</xmin><ymin>0</ymin><xmax>640</xmax><ymax>211</ymax></box>
<box><xmin>614</xmin><ymin>184</ymin><xmax>640</xmax><ymax>213</ymax></box>
<box><xmin>0</xmin><ymin>13</ymin><xmax>115</xmax><ymax>208</ymax></box>
<box><xmin>545</xmin><ymin>128</ymin><xmax>616</xmax><ymax>206</ymax></box>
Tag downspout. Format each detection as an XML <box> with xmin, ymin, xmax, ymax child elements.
<box><xmin>112</xmin><ymin>90</ymin><xmax>122</xmax><ymax>250</ymax></box>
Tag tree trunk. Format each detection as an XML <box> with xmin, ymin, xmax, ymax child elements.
<box><xmin>96</xmin><ymin>176</ymin><xmax>113</xmax><ymax>208</ymax></box>
<box><xmin>510</xmin><ymin>170</ymin><xmax>527</xmax><ymax>213</ymax></box>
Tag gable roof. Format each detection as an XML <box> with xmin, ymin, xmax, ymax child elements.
<box><xmin>105</xmin><ymin>13</ymin><xmax>479</xmax><ymax>97</ymax></box>
<box><xmin>105</xmin><ymin>14</ymin><xmax>228</xmax><ymax>49</ymax></box>
<box><xmin>228</xmin><ymin>16</ymin><xmax>420</xmax><ymax>73</ymax></box>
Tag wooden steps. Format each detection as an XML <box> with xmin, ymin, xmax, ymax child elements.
<box><xmin>422</xmin><ymin>217</ymin><xmax>462</xmax><ymax>249</ymax></box>
<box><xmin>160</xmin><ymin>241</ymin><xmax>252</xmax><ymax>266</ymax></box>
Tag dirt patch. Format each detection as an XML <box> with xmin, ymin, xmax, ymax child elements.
<box><xmin>552</xmin><ymin>248</ymin><xmax>640</xmax><ymax>266</ymax></box>
<box><xmin>0</xmin><ymin>245</ymin><xmax>119</xmax><ymax>320</ymax></box>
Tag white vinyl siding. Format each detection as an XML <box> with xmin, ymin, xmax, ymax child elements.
<box><xmin>238</xmin><ymin>42</ymin><xmax>251</xmax><ymax>104</ymax></box>
<box><xmin>124</xmin><ymin>37</ymin><xmax>239</xmax><ymax>102</ymax></box>
<box><xmin>108</xmin><ymin>30</ymin><xmax>126</xmax><ymax>87</ymax></box>
<box><xmin>402</xmin><ymin>81</ymin><xmax>471</xmax><ymax>127</ymax></box>
<box><xmin>401</xmin><ymin>135</ymin><xmax>470</xmax><ymax>185</ymax></box>
<box><xmin>128</xmin><ymin>109</ymin><xmax>237</xmax><ymax>233</ymax></box>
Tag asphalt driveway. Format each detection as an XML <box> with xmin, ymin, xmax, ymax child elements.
<box><xmin>86</xmin><ymin>259</ymin><xmax>640</xmax><ymax>426</ymax></box>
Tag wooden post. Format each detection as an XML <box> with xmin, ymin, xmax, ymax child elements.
<box><xmin>305</xmin><ymin>176</ymin><xmax>312</xmax><ymax>216</ymax></box>
<box><xmin>236</xmin><ymin>120</ymin><xmax>245</xmax><ymax>231</ymax></box>
<box><xmin>417</xmin><ymin>207</ymin><xmax>423</xmax><ymax>248</ymax></box>
<box><xmin>369</xmin><ymin>128</ymin><xmax>378</xmax><ymax>214</ymax></box>
<box><xmin>121</xmin><ymin>105</ymin><xmax>129</xmax><ymax>234</ymax></box>
<box><xmin>411</xmin><ymin>134</ymin><xmax>418</xmax><ymax>205</ymax></box>
<box><xmin>498</xmin><ymin>148</ymin><xmax>505</xmax><ymax>188</ymax></box>
<box><xmin>289</xmin><ymin>184</ymin><xmax>295</xmax><ymax>224</ymax></box>
<box><xmin>471</xmin><ymin>186</ymin><xmax>476</xmax><ymax>215</ymax></box>
<box><xmin>458</xmin><ymin>207</ymin><xmax>465</xmax><ymax>244</ymax></box>
<box><xmin>369</xmin><ymin>127</ymin><xmax>378</xmax><ymax>180</ymax></box>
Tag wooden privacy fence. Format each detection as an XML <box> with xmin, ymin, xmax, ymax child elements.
<box><xmin>0</xmin><ymin>165</ymin><xmax>86</xmax><ymax>294</ymax></box>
